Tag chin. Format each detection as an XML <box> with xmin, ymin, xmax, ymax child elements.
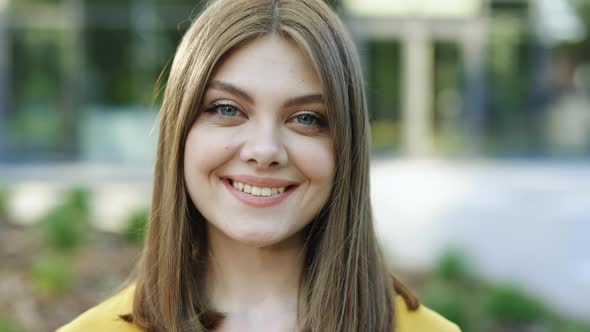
<box><xmin>213</xmin><ymin>220</ymin><xmax>303</xmax><ymax>249</ymax></box>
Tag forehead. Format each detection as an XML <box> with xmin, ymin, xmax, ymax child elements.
<box><xmin>209</xmin><ymin>34</ymin><xmax>322</xmax><ymax>97</ymax></box>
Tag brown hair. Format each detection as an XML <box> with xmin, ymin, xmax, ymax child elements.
<box><xmin>126</xmin><ymin>0</ymin><xmax>419</xmax><ymax>331</ymax></box>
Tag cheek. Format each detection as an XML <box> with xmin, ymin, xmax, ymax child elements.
<box><xmin>289</xmin><ymin>136</ymin><xmax>335</xmax><ymax>186</ymax></box>
<box><xmin>184</xmin><ymin>125</ymin><xmax>235</xmax><ymax>179</ymax></box>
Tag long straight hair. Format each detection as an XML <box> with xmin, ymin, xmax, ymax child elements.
<box><xmin>127</xmin><ymin>0</ymin><xmax>419</xmax><ymax>331</ymax></box>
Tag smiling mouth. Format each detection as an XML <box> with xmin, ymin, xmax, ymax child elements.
<box><xmin>227</xmin><ymin>179</ymin><xmax>295</xmax><ymax>197</ymax></box>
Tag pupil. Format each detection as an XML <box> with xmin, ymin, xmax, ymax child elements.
<box><xmin>221</xmin><ymin>105</ymin><xmax>235</xmax><ymax>116</ymax></box>
<box><xmin>299</xmin><ymin>114</ymin><xmax>314</xmax><ymax>125</ymax></box>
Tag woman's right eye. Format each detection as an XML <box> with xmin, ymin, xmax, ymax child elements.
<box><xmin>206</xmin><ymin>103</ymin><xmax>240</xmax><ymax>117</ymax></box>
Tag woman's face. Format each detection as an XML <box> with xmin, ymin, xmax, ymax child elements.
<box><xmin>184</xmin><ymin>34</ymin><xmax>335</xmax><ymax>248</ymax></box>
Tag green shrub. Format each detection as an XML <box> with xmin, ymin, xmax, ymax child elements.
<box><xmin>556</xmin><ymin>321</ymin><xmax>590</xmax><ymax>332</ymax></box>
<box><xmin>486</xmin><ymin>285</ymin><xmax>546</xmax><ymax>324</ymax></box>
<box><xmin>420</xmin><ymin>249</ymin><xmax>590</xmax><ymax>331</ymax></box>
<box><xmin>0</xmin><ymin>318</ymin><xmax>27</xmax><ymax>332</ymax></box>
<box><xmin>30</xmin><ymin>253</ymin><xmax>73</xmax><ymax>297</ymax></box>
<box><xmin>434</xmin><ymin>249</ymin><xmax>470</xmax><ymax>282</ymax></box>
<box><xmin>67</xmin><ymin>189</ymin><xmax>90</xmax><ymax>212</ymax></box>
<box><xmin>38</xmin><ymin>189</ymin><xmax>91</xmax><ymax>251</ymax></box>
<box><xmin>422</xmin><ymin>280</ymin><xmax>467</xmax><ymax>328</ymax></box>
<box><xmin>0</xmin><ymin>187</ymin><xmax>7</xmax><ymax>220</ymax></box>
<box><xmin>124</xmin><ymin>208</ymin><xmax>149</xmax><ymax>243</ymax></box>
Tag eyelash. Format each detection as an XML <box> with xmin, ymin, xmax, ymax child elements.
<box><xmin>203</xmin><ymin>102</ymin><xmax>327</xmax><ymax>127</ymax></box>
<box><xmin>204</xmin><ymin>102</ymin><xmax>241</xmax><ymax>117</ymax></box>
<box><xmin>293</xmin><ymin>112</ymin><xmax>325</xmax><ymax>127</ymax></box>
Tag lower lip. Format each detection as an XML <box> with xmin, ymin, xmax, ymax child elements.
<box><xmin>222</xmin><ymin>180</ymin><xmax>296</xmax><ymax>208</ymax></box>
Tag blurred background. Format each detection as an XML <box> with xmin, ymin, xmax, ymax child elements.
<box><xmin>0</xmin><ymin>0</ymin><xmax>589</xmax><ymax>331</ymax></box>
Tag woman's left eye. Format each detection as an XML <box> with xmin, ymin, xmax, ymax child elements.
<box><xmin>293</xmin><ymin>112</ymin><xmax>323</xmax><ymax>126</ymax></box>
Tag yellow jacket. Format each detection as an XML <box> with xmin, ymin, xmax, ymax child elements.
<box><xmin>57</xmin><ymin>285</ymin><xmax>460</xmax><ymax>332</ymax></box>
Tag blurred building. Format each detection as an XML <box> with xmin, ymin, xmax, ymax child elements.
<box><xmin>345</xmin><ymin>0</ymin><xmax>487</xmax><ymax>155</ymax></box>
<box><xmin>344</xmin><ymin>0</ymin><xmax>589</xmax><ymax>157</ymax></box>
<box><xmin>0</xmin><ymin>0</ymin><xmax>589</xmax><ymax>162</ymax></box>
<box><xmin>0</xmin><ymin>0</ymin><xmax>201</xmax><ymax>163</ymax></box>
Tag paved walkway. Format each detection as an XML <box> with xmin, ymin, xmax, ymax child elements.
<box><xmin>371</xmin><ymin>158</ymin><xmax>590</xmax><ymax>323</ymax></box>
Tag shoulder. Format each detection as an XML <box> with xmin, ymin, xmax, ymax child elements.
<box><xmin>55</xmin><ymin>285</ymin><xmax>140</xmax><ymax>332</ymax></box>
<box><xmin>395</xmin><ymin>296</ymin><xmax>461</xmax><ymax>332</ymax></box>
<box><xmin>56</xmin><ymin>285</ymin><xmax>460</xmax><ymax>332</ymax></box>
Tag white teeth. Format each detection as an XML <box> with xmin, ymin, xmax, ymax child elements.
<box><xmin>230</xmin><ymin>180</ymin><xmax>288</xmax><ymax>197</ymax></box>
<box><xmin>251</xmin><ymin>186</ymin><xmax>261</xmax><ymax>196</ymax></box>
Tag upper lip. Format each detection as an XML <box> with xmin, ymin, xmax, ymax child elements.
<box><xmin>222</xmin><ymin>175</ymin><xmax>298</xmax><ymax>188</ymax></box>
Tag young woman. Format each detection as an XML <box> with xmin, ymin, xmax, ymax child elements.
<box><xmin>58</xmin><ymin>0</ymin><xmax>460</xmax><ymax>331</ymax></box>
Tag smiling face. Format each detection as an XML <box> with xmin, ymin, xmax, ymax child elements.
<box><xmin>183</xmin><ymin>34</ymin><xmax>335</xmax><ymax>248</ymax></box>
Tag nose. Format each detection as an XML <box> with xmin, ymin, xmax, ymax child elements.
<box><xmin>239</xmin><ymin>121</ymin><xmax>288</xmax><ymax>169</ymax></box>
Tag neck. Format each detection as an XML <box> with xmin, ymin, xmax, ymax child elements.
<box><xmin>205</xmin><ymin>225</ymin><xmax>306</xmax><ymax>314</ymax></box>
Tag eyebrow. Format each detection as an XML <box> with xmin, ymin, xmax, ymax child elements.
<box><xmin>207</xmin><ymin>80</ymin><xmax>324</xmax><ymax>108</ymax></box>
